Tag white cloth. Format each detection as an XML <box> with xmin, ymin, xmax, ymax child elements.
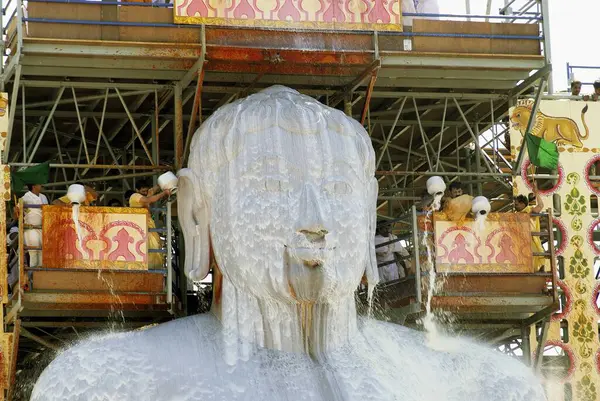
<box><xmin>21</xmin><ymin>191</ymin><xmax>48</xmax><ymax>225</ymax></box>
<box><xmin>375</xmin><ymin>234</ymin><xmax>409</xmax><ymax>282</ymax></box>
<box><xmin>413</xmin><ymin>0</ymin><xmax>439</xmax><ymax>14</ymax></box>
<box><xmin>21</xmin><ymin>191</ymin><xmax>48</xmax><ymax>267</ymax></box>
<box><xmin>402</xmin><ymin>0</ymin><xmax>440</xmax><ymax>26</ymax></box>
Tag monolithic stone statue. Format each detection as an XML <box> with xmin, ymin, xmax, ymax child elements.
<box><xmin>31</xmin><ymin>86</ymin><xmax>544</xmax><ymax>401</ymax></box>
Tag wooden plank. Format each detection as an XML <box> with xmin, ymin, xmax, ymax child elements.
<box><xmin>100</xmin><ymin>3</ymin><xmax>120</xmax><ymax>41</ymax></box>
<box><xmin>0</xmin><ymin>201</ymin><xmax>6</xmax><ymax>305</ymax></box>
<box><xmin>31</xmin><ymin>270</ymin><xmax>164</xmax><ymax>292</ymax></box>
<box><xmin>0</xmin><ymin>333</ymin><xmax>9</xmax><ymax>399</ymax></box>
<box><xmin>425</xmin><ymin>275</ymin><xmax>549</xmax><ymax>294</ymax></box>
<box><xmin>491</xmin><ymin>23</ymin><xmax>540</xmax><ymax>55</ymax></box>
<box><xmin>431</xmin><ymin>296</ymin><xmax>553</xmax><ymax>313</ymax></box>
<box><xmin>412</xmin><ymin>19</ymin><xmax>541</xmax><ymax>56</ymax></box>
<box><xmin>27</xmin><ymin>3</ymin><xmax>102</xmax><ymax>40</ymax></box>
<box><xmin>6</xmin><ymin>321</ymin><xmax>19</xmax><ymax>401</ymax></box>
<box><xmin>413</xmin><ymin>19</ymin><xmax>492</xmax><ymax>54</ymax></box>
<box><xmin>23</xmin><ymin>292</ymin><xmax>166</xmax><ymax>308</ymax></box>
<box><xmin>119</xmin><ymin>7</ymin><xmax>201</xmax><ymax>43</ymax></box>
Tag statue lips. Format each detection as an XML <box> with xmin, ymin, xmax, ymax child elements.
<box><xmin>284</xmin><ymin>245</ymin><xmax>333</xmax><ymax>302</ymax></box>
<box><xmin>285</xmin><ymin>245</ymin><xmax>334</xmax><ymax>269</ymax></box>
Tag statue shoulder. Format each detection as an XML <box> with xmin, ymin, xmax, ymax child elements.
<box><xmin>31</xmin><ymin>314</ymin><xmax>221</xmax><ymax>401</ymax></box>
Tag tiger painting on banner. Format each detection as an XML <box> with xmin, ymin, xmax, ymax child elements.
<box><xmin>510</xmin><ymin>99</ymin><xmax>600</xmax><ymax>401</ymax></box>
<box><xmin>510</xmin><ymin>99</ymin><xmax>590</xmax><ymax>148</ymax></box>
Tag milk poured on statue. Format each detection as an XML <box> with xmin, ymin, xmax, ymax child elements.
<box><xmin>31</xmin><ymin>86</ymin><xmax>546</xmax><ymax>401</ymax></box>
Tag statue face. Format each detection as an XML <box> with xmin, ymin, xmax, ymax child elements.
<box><xmin>209</xmin><ymin>123</ymin><xmax>372</xmax><ymax>304</ymax></box>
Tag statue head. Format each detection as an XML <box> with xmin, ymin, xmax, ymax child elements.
<box><xmin>178</xmin><ymin>86</ymin><xmax>378</xmax><ymax>304</ymax></box>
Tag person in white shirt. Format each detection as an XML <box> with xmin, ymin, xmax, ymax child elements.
<box><xmin>20</xmin><ymin>183</ymin><xmax>48</xmax><ymax>268</ymax></box>
<box><xmin>374</xmin><ymin>223</ymin><xmax>410</xmax><ymax>282</ymax></box>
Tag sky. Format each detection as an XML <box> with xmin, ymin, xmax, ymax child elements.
<box><xmin>437</xmin><ymin>0</ymin><xmax>599</xmax><ymax>94</ymax></box>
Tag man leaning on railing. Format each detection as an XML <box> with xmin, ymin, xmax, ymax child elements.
<box><xmin>582</xmin><ymin>80</ymin><xmax>600</xmax><ymax>102</ymax></box>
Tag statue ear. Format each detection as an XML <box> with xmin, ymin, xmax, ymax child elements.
<box><xmin>177</xmin><ymin>168</ymin><xmax>210</xmax><ymax>281</ymax></box>
<box><xmin>365</xmin><ymin>177</ymin><xmax>380</xmax><ymax>291</ymax></box>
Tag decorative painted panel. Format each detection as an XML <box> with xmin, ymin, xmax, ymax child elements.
<box><xmin>0</xmin><ymin>333</ymin><xmax>11</xmax><ymax>390</ymax></box>
<box><xmin>173</xmin><ymin>0</ymin><xmax>402</xmax><ymax>31</ymax></box>
<box><xmin>434</xmin><ymin>213</ymin><xmax>534</xmax><ymax>273</ymax></box>
<box><xmin>0</xmin><ymin>93</ymin><xmax>7</xmax><ymax>159</ymax></box>
<box><xmin>510</xmin><ymin>99</ymin><xmax>600</xmax><ymax>401</ymax></box>
<box><xmin>41</xmin><ymin>206</ymin><xmax>149</xmax><ymax>270</ymax></box>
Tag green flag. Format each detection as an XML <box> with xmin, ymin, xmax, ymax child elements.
<box><xmin>11</xmin><ymin>162</ymin><xmax>50</xmax><ymax>195</ymax></box>
<box><xmin>524</xmin><ymin>133</ymin><xmax>558</xmax><ymax>170</ymax></box>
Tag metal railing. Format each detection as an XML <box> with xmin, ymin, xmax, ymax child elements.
<box><xmin>566</xmin><ymin>62</ymin><xmax>600</xmax><ymax>90</ymax></box>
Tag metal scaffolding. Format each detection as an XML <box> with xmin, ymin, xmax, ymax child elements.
<box><xmin>0</xmin><ymin>0</ymin><xmax>550</xmax><ymax>204</ymax></box>
<box><xmin>0</xmin><ymin>0</ymin><xmax>567</xmax><ymax>392</ymax></box>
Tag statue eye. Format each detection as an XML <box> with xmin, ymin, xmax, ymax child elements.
<box><xmin>264</xmin><ymin>178</ymin><xmax>289</xmax><ymax>192</ymax></box>
<box><xmin>324</xmin><ymin>181</ymin><xmax>352</xmax><ymax>195</ymax></box>
<box><xmin>516</xmin><ymin>113</ymin><xmax>521</xmax><ymax>118</ymax></box>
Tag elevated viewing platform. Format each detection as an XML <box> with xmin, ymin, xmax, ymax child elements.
<box><xmin>3</xmin><ymin>1</ymin><xmax>546</xmax><ymax>93</ymax></box>
<box><xmin>361</xmin><ymin>208</ymin><xmax>558</xmax><ymax>346</ymax></box>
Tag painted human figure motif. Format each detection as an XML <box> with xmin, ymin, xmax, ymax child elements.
<box><xmin>31</xmin><ymin>86</ymin><xmax>545</xmax><ymax>401</ymax></box>
<box><xmin>107</xmin><ymin>228</ymin><xmax>136</xmax><ymax>262</ymax></box>
<box><xmin>448</xmin><ymin>233</ymin><xmax>475</xmax><ymax>264</ymax></box>
<box><xmin>495</xmin><ymin>234</ymin><xmax>518</xmax><ymax>264</ymax></box>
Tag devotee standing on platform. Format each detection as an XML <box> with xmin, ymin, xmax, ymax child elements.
<box><xmin>571</xmin><ymin>81</ymin><xmax>582</xmax><ymax>98</ymax></box>
<box><xmin>21</xmin><ymin>182</ymin><xmax>48</xmax><ymax>267</ymax></box>
<box><xmin>375</xmin><ymin>223</ymin><xmax>409</xmax><ymax>282</ymax></box>
<box><xmin>441</xmin><ymin>181</ymin><xmax>473</xmax><ymax>222</ymax></box>
<box><xmin>129</xmin><ymin>180</ymin><xmax>171</xmax><ymax>268</ymax></box>
<box><xmin>448</xmin><ymin>181</ymin><xmax>464</xmax><ymax>198</ymax></box>
<box><xmin>514</xmin><ymin>183</ymin><xmax>545</xmax><ymax>272</ymax></box>
<box><xmin>52</xmin><ymin>183</ymin><xmax>98</xmax><ymax>206</ymax></box>
<box><xmin>583</xmin><ymin>80</ymin><xmax>600</xmax><ymax>102</ymax></box>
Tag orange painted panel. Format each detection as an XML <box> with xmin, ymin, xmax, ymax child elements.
<box><xmin>434</xmin><ymin>212</ymin><xmax>534</xmax><ymax>273</ymax></box>
<box><xmin>174</xmin><ymin>0</ymin><xmax>402</xmax><ymax>31</ymax></box>
<box><xmin>32</xmin><ymin>271</ymin><xmax>164</xmax><ymax>292</ymax></box>
<box><xmin>41</xmin><ymin>206</ymin><xmax>149</xmax><ymax>270</ymax></box>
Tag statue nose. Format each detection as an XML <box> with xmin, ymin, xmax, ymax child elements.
<box><xmin>296</xmin><ymin>183</ymin><xmax>330</xmax><ymax>243</ymax></box>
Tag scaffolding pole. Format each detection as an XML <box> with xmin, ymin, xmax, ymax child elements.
<box><xmin>512</xmin><ymin>76</ymin><xmax>547</xmax><ymax>175</ymax></box>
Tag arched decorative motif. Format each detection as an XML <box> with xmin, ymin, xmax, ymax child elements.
<box><xmin>554</xmin><ymin>217</ymin><xmax>568</xmax><ymax>255</ymax></box>
<box><xmin>584</xmin><ymin>155</ymin><xmax>600</xmax><ymax>196</ymax></box>
<box><xmin>521</xmin><ymin>159</ymin><xmax>565</xmax><ymax>196</ymax></box>
<box><xmin>533</xmin><ymin>340</ymin><xmax>576</xmax><ymax>383</ymax></box>
<box><xmin>553</xmin><ymin>280</ymin><xmax>573</xmax><ymax>321</ymax></box>
<box><xmin>586</xmin><ymin>217</ymin><xmax>600</xmax><ymax>256</ymax></box>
